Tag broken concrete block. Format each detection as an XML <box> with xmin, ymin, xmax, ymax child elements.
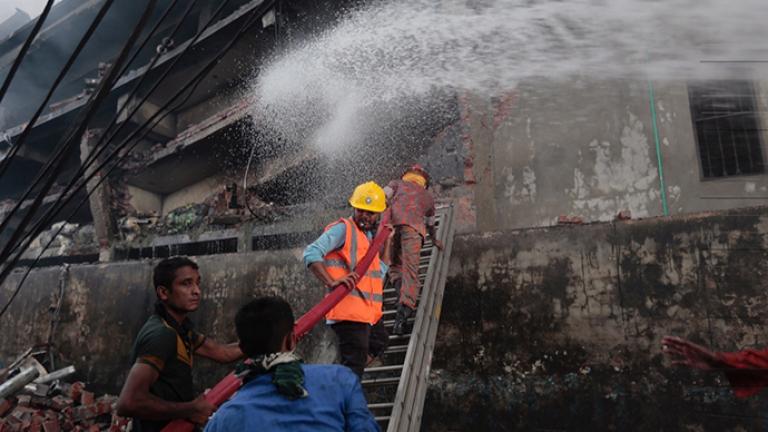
<box><xmin>50</xmin><ymin>395</ymin><xmax>73</xmax><ymax>411</ymax></box>
<box><xmin>29</xmin><ymin>396</ymin><xmax>53</xmax><ymax>409</ymax></box>
<box><xmin>15</xmin><ymin>395</ymin><xmax>31</xmax><ymax>407</ymax></box>
<box><xmin>72</xmin><ymin>403</ymin><xmax>100</xmax><ymax>422</ymax></box>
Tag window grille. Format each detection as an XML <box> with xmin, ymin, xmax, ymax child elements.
<box><xmin>688</xmin><ymin>81</ymin><xmax>764</xmax><ymax>178</ymax></box>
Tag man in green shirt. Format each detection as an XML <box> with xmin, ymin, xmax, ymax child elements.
<box><xmin>117</xmin><ymin>257</ymin><xmax>243</xmax><ymax>431</ymax></box>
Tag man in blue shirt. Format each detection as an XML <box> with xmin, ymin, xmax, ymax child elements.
<box><xmin>204</xmin><ymin>296</ymin><xmax>379</xmax><ymax>432</ymax></box>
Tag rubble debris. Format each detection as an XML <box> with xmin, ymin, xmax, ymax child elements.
<box><xmin>27</xmin><ymin>223</ymin><xmax>96</xmax><ymax>256</ymax></box>
<box><xmin>0</xmin><ymin>380</ymin><xmax>128</xmax><ymax>432</ymax></box>
<box><xmin>159</xmin><ymin>203</ymin><xmax>209</xmax><ymax>234</ymax></box>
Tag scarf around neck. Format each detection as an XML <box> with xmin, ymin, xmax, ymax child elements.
<box><xmin>238</xmin><ymin>352</ymin><xmax>308</xmax><ymax>400</ymax></box>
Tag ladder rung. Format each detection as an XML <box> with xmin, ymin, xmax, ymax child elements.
<box><xmin>384</xmin><ymin>344</ymin><xmax>408</xmax><ymax>354</ymax></box>
<box><xmin>368</xmin><ymin>402</ymin><xmax>394</xmax><ymax>410</ymax></box>
<box><xmin>361</xmin><ymin>376</ymin><xmax>401</xmax><ymax>386</ymax></box>
<box><xmin>365</xmin><ymin>364</ymin><xmax>403</xmax><ymax>373</ymax></box>
<box><xmin>375</xmin><ymin>416</ymin><xmax>391</xmax><ymax>422</ymax></box>
<box><xmin>388</xmin><ymin>333</ymin><xmax>410</xmax><ymax>340</ymax></box>
<box><xmin>382</xmin><ymin>317</ymin><xmax>415</xmax><ymax>327</ymax></box>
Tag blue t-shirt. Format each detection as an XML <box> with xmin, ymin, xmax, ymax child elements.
<box><xmin>204</xmin><ymin>364</ymin><xmax>380</xmax><ymax>432</ymax></box>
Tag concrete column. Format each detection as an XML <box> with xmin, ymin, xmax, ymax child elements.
<box><xmin>79</xmin><ymin>129</ymin><xmax>116</xmax><ymax>261</ymax></box>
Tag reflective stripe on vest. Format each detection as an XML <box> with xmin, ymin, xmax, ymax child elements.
<box><xmin>350</xmin><ymin>289</ymin><xmax>384</xmax><ymax>303</ymax></box>
<box><xmin>324</xmin><ymin>259</ymin><xmax>349</xmax><ymax>269</ymax></box>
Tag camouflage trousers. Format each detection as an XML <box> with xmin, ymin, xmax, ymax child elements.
<box><xmin>389</xmin><ymin>225</ymin><xmax>423</xmax><ymax>309</ymax></box>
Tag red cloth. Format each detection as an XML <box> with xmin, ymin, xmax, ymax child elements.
<box><xmin>719</xmin><ymin>349</ymin><xmax>768</xmax><ymax>398</ymax></box>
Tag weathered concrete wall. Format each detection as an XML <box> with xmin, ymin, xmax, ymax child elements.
<box><xmin>162</xmin><ymin>176</ymin><xmax>222</xmax><ymax>216</ymax></box>
<box><xmin>424</xmin><ymin>206</ymin><xmax>768</xmax><ymax>431</ymax></box>
<box><xmin>457</xmin><ymin>79</ymin><xmax>768</xmax><ymax>233</ymax></box>
<box><xmin>6</xmin><ymin>205</ymin><xmax>768</xmax><ymax>429</ymax></box>
<box><xmin>0</xmin><ymin>250</ymin><xmax>336</xmax><ymax>394</ymax></box>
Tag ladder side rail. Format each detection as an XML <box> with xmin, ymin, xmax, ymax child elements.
<box><xmin>387</xmin><ymin>206</ymin><xmax>450</xmax><ymax>432</ymax></box>
<box><xmin>408</xmin><ymin>205</ymin><xmax>456</xmax><ymax>432</ymax></box>
<box><xmin>399</xmin><ymin>205</ymin><xmax>454</xmax><ymax>432</ymax></box>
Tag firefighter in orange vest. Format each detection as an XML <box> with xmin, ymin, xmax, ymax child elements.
<box><xmin>303</xmin><ymin>181</ymin><xmax>391</xmax><ymax>377</ymax></box>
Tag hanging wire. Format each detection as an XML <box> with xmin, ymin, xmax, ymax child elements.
<box><xmin>0</xmin><ymin>0</ymin><xmax>160</xmax><ymax>290</ymax></box>
<box><xmin>0</xmin><ymin>0</ymin><xmax>56</xmax><ymax>104</ymax></box>
<box><xmin>4</xmin><ymin>0</ymin><xmax>232</xmax><ymax>259</ymax></box>
<box><xmin>0</xmin><ymin>0</ymin><xmax>278</xmax><ymax>322</ymax></box>
<box><xmin>0</xmin><ymin>0</ymin><xmax>118</xmax><ymax>180</ymax></box>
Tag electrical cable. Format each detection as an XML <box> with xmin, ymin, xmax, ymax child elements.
<box><xmin>0</xmin><ymin>0</ymin><xmax>55</xmax><ymax>104</ymax></box>
<box><xmin>0</xmin><ymin>0</ymin><xmax>188</xmax><ymax>251</ymax></box>
<box><xmin>0</xmin><ymin>0</ymin><xmax>118</xmax><ymax>180</ymax></box>
<box><xmin>0</xmin><ymin>0</ymin><xmax>278</xmax><ymax>321</ymax></box>
<box><xmin>6</xmin><ymin>0</ymin><xmax>229</xmax><ymax>256</ymax></box>
<box><xmin>0</xmin><ymin>0</ymin><xmax>180</xmax><ymax>229</ymax></box>
<box><xmin>0</xmin><ymin>0</ymin><xmax>159</xmax><ymax>290</ymax></box>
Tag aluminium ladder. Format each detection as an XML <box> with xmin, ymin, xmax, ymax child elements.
<box><xmin>362</xmin><ymin>204</ymin><xmax>456</xmax><ymax>432</ymax></box>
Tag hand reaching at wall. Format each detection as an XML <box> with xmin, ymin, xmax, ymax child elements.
<box><xmin>661</xmin><ymin>336</ymin><xmax>723</xmax><ymax>370</ymax></box>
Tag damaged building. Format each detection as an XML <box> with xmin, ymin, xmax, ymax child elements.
<box><xmin>1</xmin><ymin>0</ymin><xmax>768</xmax><ymax>430</ymax></box>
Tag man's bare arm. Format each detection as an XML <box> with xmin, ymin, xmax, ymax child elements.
<box><xmin>196</xmin><ymin>338</ymin><xmax>243</xmax><ymax>363</ymax></box>
<box><xmin>116</xmin><ymin>363</ymin><xmax>214</xmax><ymax>425</ymax></box>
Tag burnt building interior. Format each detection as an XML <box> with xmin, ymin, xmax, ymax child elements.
<box><xmin>0</xmin><ymin>0</ymin><xmax>461</xmax><ymax>266</ymax></box>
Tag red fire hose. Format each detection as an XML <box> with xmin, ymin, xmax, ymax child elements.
<box><xmin>161</xmin><ymin>217</ymin><xmax>392</xmax><ymax>432</ymax></box>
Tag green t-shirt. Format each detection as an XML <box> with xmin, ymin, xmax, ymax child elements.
<box><xmin>130</xmin><ymin>314</ymin><xmax>205</xmax><ymax>432</ymax></box>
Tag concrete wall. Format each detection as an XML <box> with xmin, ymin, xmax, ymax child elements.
<box><xmin>162</xmin><ymin>176</ymin><xmax>222</xmax><ymax>216</ymax></box>
<box><xmin>459</xmin><ymin>79</ymin><xmax>768</xmax><ymax>233</ymax></box>
<box><xmin>127</xmin><ymin>185</ymin><xmax>162</xmax><ymax>215</ymax></box>
<box><xmin>424</xmin><ymin>206</ymin><xmax>768</xmax><ymax>431</ymax></box>
<box><xmin>0</xmin><ymin>250</ymin><xmax>336</xmax><ymax>394</ymax></box>
<box><xmin>5</xmin><ymin>204</ymin><xmax>768</xmax><ymax>429</ymax></box>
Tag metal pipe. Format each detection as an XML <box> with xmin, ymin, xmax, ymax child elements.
<box><xmin>0</xmin><ymin>364</ymin><xmax>41</xmax><ymax>399</ymax></box>
<box><xmin>34</xmin><ymin>365</ymin><xmax>76</xmax><ymax>384</ymax></box>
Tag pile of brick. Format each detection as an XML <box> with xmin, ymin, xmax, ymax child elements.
<box><xmin>0</xmin><ymin>381</ymin><xmax>129</xmax><ymax>432</ymax></box>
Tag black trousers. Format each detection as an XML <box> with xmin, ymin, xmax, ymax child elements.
<box><xmin>331</xmin><ymin>319</ymin><xmax>389</xmax><ymax>377</ymax></box>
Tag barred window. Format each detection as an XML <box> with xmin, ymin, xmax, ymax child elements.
<box><xmin>688</xmin><ymin>81</ymin><xmax>764</xmax><ymax>178</ymax></box>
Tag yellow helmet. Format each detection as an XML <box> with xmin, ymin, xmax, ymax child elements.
<box><xmin>349</xmin><ymin>181</ymin><xmax>387</xmax><ymax>213</ymax></box>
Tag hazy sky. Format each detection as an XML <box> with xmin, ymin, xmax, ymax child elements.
<box><xmin>0</xmin><ymin>0</ymin><xmax>53</xmax><ymax>23</ymax></box>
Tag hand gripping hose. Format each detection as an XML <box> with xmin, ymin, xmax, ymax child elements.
<box><xmin>161</xmin><ymin>216</ymin><xmax>392</xmax><ymax>432</ymax></box>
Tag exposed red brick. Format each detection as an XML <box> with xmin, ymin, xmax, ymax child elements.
<box><xmin>67</xmin><ymin>382</ymin><xmax>85</xmax><ymax>401</ymax></box>
<box><xmin>0</xmin><ymin>399</ymin><xmax>12</xmax><ymax>417</ymax></box>
<box><xmin>42</xmin><ymin>417</ymin><xmax>60</xmax><ymax>432</ymax></box>
<box><xmin>80</xmin><ymin>391</ymin><xmax>94</xmax><ymax>406</ymax></box>
<box><xmin>557</xmin><ymin>215</ymin><xmax>584</xmax><ymax>225</ymax></box>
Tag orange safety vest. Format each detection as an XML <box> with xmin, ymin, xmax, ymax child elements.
<box><xmin>323</xmin><ymin>218</ymin><xmax>385</xmax><ymax>324</ymax></box>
